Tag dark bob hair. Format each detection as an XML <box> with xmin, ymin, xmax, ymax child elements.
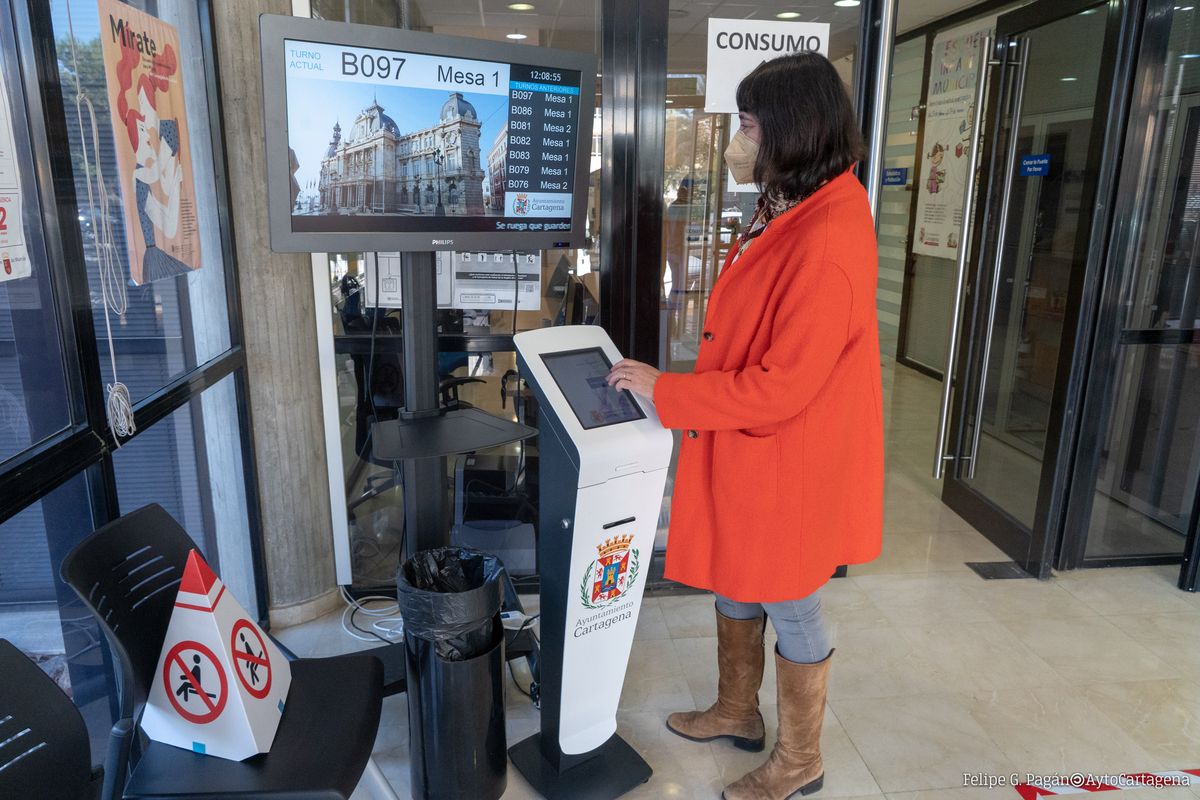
<box><xmin>735</xmin><ymin>52</ymin><xmax>866</xmax><ymax>200</ymax></box>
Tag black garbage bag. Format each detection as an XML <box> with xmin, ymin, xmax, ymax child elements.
<box><xmin>397</xmin><ymin>547</ymin><xmax>504</xmax><ymax>661</ymax></box>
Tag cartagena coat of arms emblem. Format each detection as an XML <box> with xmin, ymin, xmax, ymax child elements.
<box><xmin>513</xmin><ymin>193</ymin><xmax>530</xmax><ymax>215</ymax></box>
<box><xmin>579</xmin><ymin>535</ymin><xmax>640</xmax><ymax>610</ymax></box>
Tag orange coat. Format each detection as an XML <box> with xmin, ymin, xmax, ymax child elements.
<box><xmin>653</xmin><ymin>170</ymin><xmax>883</xmax><ymax>602</ymax></box>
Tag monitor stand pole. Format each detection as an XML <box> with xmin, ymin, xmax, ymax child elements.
<box><xmin>364</xmin><ymin>252</ymin><xmax>539</xmax><ymax>699</ymax></box>
<box><xmin>399</xmin><ymin>251</ymin><xmax>447</xmax><ymax>555</ymax></box>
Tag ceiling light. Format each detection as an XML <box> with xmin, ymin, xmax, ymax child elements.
<box><xmin>1181</xmin><ymin>53</ymin><xmax>1200</xmax><ymax>58</ymax></box>
<box><xmin>776</xmin><ymin>11</ymin><xmax>801</xmax><ymax>18</ymax></box>
<box><xmin>507</xmin><ymin>2</ymin><xmax>535</xmax><ymax>9</ymax></box>
<box><xmin>833</xmin><ymin>0</ymin><xmax>861</xmax><ymax>6</ymax></box>
<box><xmin>1061</xmin><ymin>76</ymin><xmax>1078</xmax><ymax>81</ymax></box>
<box><xmin>506</xmin><ymin>31</ymin><xmax>528</xmax><ymax>39</ymax></box>
<box><xmin>666</xmin><ymin>99</ymin><xmax>675</xmax><ymax>104</ymax></box>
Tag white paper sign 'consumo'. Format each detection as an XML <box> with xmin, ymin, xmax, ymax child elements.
<box><xmin>704</xmin><ymin>18</ymin><xmax>829</xmax><ymax>114</ymax></box>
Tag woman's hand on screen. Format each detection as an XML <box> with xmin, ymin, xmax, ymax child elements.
<box><xmin>608</xmin><ymin>359</ymin><xmax>661</xmax><ymax>400</ymax></box>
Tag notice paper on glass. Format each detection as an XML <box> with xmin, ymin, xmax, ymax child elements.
<box><xmin>911</xmin><ymin>17</ymin><xmax>995</xmax><ymax>260</ymax></box>
<box><xmin>363</xmin><ymin>251</ymin><xmax>453</xmax><ymax>308</ymax></box>
<box><xmin>704</xmin><ymin>18</ymin><xmax>829</xmax><ymax>114</ymax></box>
<box><xmin>365</xmin><ymin>251</ymin><xmax>541</xmax><ymax>310</ymax></box>
<box><xmin>0</xmin><ymin>63</ymin><xmax>31</xmax><ymax>283</ymax></box>
<box><xmin>450</xmin><ymin>251</ymin><xmax>541</xmax><ymax>311</ymax></box>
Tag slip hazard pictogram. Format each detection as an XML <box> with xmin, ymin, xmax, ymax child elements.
<box><xmin>163</xmin><ymin>640</ymin><xmax>228</xmax><ymax>724</ymax></box>
<box><xmin>230</xmin><ymin>619</ymin><xmax>272</xmax><ymax>699</ymax></box>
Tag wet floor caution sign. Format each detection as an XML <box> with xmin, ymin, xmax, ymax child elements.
<box><xmin>141</xmin><ymin>550</ymin><xmax>292</xmax><ymax>760</ymax></box>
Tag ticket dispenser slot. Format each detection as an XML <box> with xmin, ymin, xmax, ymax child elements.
<box><xmin>509</xmin><ymin>325</ymin><xmax>673</xmax><ymax>800</ymax></box>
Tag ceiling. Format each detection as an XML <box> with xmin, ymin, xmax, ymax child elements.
<box><xmin>402</xmin><ymin>0</ymin><xmax>1000</xmax><ymax>38</ymax></box>
<box><xmin>397</xmin><ymin>0</ymin><xmax>1003</xmax><ymax>68</ymax></box>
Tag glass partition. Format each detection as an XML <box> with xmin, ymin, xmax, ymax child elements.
<box><xmin>0</xmin><ymin>0</ymin><xmax>263</xmax><ymax>753</ymax></box>
<box><xmin>1082</xmin><ymin>4</ymin><xmax>1200</xmax><ymax>560</ymax></box>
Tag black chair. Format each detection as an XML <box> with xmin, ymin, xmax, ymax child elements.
<box><xmin>0</xmin><ymin>639</ymin><xmax>105</xmax><ymax>800</ymax></box>
<box><xmin>60</xmin><ymin>504</ymin><xmax>398</xmax><ymax>799</ymax></box>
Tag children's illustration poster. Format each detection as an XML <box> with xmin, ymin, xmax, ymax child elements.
<box><xmin>98</xmin><ymin>0</ymin><xmax>201</xmax><ymax>284</ymax></box>
<box><xmin>912</xmin><ymin>18</ymin><xmax>994</xmax><ymax>260</ymax></box>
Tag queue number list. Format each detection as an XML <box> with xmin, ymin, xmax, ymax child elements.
<box><xmin>506</xmin><ymin>65</ymin><xmax>581</xmax><ymax>196</ymax></box>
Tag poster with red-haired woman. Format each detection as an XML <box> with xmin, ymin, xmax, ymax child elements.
<box><xmin>98</xmin><ymin>0</ymin><xmax>200</xmax><ymax>285</ymax></box>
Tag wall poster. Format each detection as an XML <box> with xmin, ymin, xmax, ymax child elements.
<box><xmin>912</xmin><ymin>18</ymin><xmax>995</xmax><ymax>260</ymax></box>
<box><xmin>98</xmin><ymin>0</ymin><xmax>202</xmax><ymax>284</ymax></box>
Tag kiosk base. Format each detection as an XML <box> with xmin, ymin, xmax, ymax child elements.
<box><xmin>508</xmin><ymin>733</ymin><xmax>652</xmax><ymax>800</ymax></box>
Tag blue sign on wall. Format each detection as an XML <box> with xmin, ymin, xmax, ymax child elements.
<box><xmin>1019</xmin><ymin>154</ymin><xmax>1051</xmax><ymax>176</ymax></box>
<box><xmin>882</xmin><ymin>167</ymin><xmax>908</xmax><ymax>186</ymax></box>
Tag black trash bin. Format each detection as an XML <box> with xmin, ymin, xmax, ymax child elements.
<box><xmin>397</xmin><ymin>547</ymin><xmax>507</xmax><ymax>800</ymax></box>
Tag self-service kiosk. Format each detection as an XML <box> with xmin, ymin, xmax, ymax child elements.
<box><xmin>509</xmin><ymin>325</ymin><xmax>673</xmax><ymax>800</ymax></box>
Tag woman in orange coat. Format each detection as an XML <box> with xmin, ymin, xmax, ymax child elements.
<box><xmin>609</xmin><ymin>53</ymin><xmax>883</xmax><ymax>800</ymax></box>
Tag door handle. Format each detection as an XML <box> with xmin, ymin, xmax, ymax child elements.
<box><xmin>965</xmin><ymin>38</ymin><xmax>1032</xmax><ymax>480</ymax></box>
<box><xmin>933</xmin><ymin>35</ymin><xmax>994</xmax><ymax>480</ymax></box>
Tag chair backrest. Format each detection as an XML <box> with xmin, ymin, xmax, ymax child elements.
<box><xmin>59</xmin><ymin>504</ymin><xmax>199</xmax><ymax>714</ymax></box>
<box><xmin>0</xmin><ymin>640</ymin><xmax>96</xmax><ymax>800</ymax></box>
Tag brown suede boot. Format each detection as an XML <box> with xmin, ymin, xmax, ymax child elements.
<box><xmin>722</xmin><ymin>648</ymin><xmax>833</xmax><ymax>800</ymax></box>
<box><xmin>665</xmin><ymin>610</ymin><xmax>766</xmax><ymax>751</ymax></box>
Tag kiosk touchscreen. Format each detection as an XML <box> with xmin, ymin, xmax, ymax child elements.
<box><xmin>511</xmin><ymin>326</ymin><xmax>673</xmax><ymax>799</ymax></box>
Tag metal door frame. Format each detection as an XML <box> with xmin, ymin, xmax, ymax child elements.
<box><xmin>939</xmin><ymin>0</ymin><xmax>1133</xmax><ymax>577</ymax></box>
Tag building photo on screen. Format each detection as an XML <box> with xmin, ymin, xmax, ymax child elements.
<box><xmin>283</xmin><ymin>40</ymin><xmax>583</xmax><ymax>236</ymax></box>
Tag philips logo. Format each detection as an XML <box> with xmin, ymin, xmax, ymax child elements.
<box><xmin>432</xmin><ymin>239</ymin><xmax>454</xmax><ymax>246</ymax></box>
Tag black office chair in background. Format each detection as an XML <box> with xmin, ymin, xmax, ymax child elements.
<box><xmin>60</xmin><ymin>503</ymin><xmax>399</xmax><ymax>799</ymax></box>
<box><xmin>0</xmin><ymin>639</ymin><xmax>107</xmax><ymax>800</ymax></box>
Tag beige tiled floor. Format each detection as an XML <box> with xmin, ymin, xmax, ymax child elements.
<box><xmin>277</xmin><ymin>361</ymin><xmax>1200</xmax><ymax>799</ymax></box>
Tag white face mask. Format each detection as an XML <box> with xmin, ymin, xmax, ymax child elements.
<box><xmin>724</xmin><ymin>129</ymin><xmax>759</xmax><ymax>185</ymax></box>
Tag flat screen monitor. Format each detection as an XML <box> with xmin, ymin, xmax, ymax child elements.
<box><xmin>541</xmin><ymin>348</ymin><xmax>646</xmax><ymax>430</ymax></box>
<box><xmin>259</xmin><ymin>15</ymin><xmax>596</xmax><ymax>253</ymax></box>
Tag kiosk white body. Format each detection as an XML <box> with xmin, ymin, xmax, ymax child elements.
<box><xmin>514</xmin><ymin>325</ymin><xmax>672</xmax><ymax>758</ymax></box>
<box><xmin>557</xmin><ymin>473</ymin><xmax>667</xmax><ymax>752</ymax></box>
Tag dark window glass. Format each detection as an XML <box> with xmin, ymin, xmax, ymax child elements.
<box><xmin>1084</xmin><ymin>6</ymin><xmax>1200</xmax><ymax>559</ymax></box>
<box><xmin>0</xmin><ymin>27</ymin><xmax>74</xmax><ymax>463</ymax></box>
<box><xmin>112</xmin><ymin>373</ymin><xmax>258</xmax><ymax>618</ymax></box>
<box><xmin>0</xmin><ymin>471</ymin><xmax>115</xmax><ymax>762</ymax></box>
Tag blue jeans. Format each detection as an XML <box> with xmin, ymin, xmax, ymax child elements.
<box><xmin>715</xmin><ymin>591</ymin><xmax>831</xmax><ymax>665</ymax></box>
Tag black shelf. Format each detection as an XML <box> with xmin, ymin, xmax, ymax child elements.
<box><xmin>371</xmin><ymin>407</ymin><xmax>536</xmax><ymax>460</ymax></box>
<box><xmin>334</xmin><ymin>332</ymin><xmax>517</xmax><ymax>355</ymax></box>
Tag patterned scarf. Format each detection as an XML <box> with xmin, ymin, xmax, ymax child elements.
<box><xmin>745</xmin><ymin>191</ymin><xmax>801</xmax><ymax>239</ymax></box>
<box><xmin>732</xmin><ymin>191</ymin><xmax>802</xmax><ymax>261</ymax></box>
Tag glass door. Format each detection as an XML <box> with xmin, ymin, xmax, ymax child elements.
<box><xmin>1060</xmin><ymin>1</ymin><xmax>1200</xmax><ymax>581</ymax></box>
<box><xmin>939</xmin><ymin>0</ymin><xmax>1121</xmax><ymax>574</ymax></box>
